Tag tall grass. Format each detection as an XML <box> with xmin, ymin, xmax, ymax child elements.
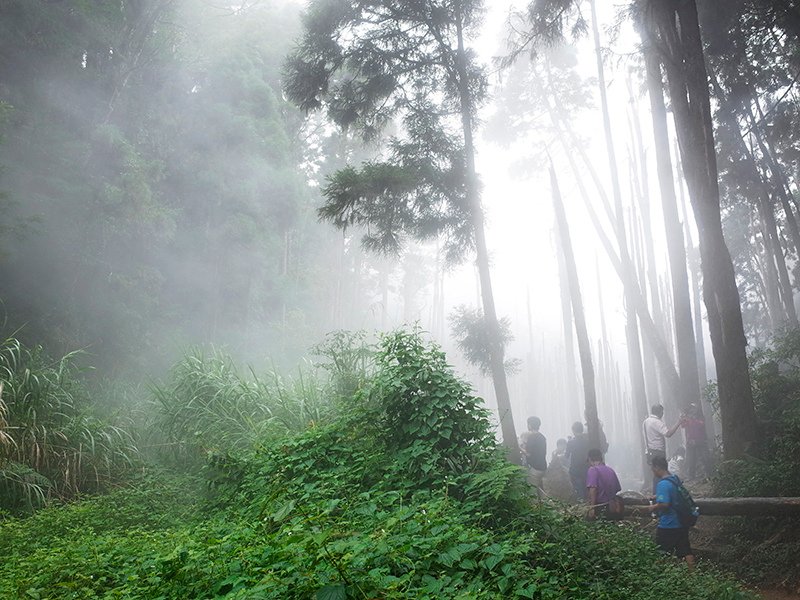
<box><xmin>151</xmin><ymin>348</ymin><xmax>335</xmax><ymax>466</ymax></box>
<box><xmin>0</xmin><ymin>337</ymin><xmax>139</xmax><ymax>513</ymax></box>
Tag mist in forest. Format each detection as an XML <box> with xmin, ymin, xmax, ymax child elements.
<box><xmin>1</xmin><ymin>0</ymin><xmax>799</xmax><ymax>481</ymax></box>
<box><xmin>0</xmin><ymin>1</ymin><xmax>332</xmax><ymax>377</ymax></box>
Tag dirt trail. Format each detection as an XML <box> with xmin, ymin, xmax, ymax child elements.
<box><xmin>757</xmin><ymin>589</ymin><xmax>800</xmax><ymax>600</ymax></box>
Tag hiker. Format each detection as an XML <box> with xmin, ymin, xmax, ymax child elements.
<box><xmin>544</xmin><ymin>438</ymin><xmax>573</xmax><ymax>501</ymax></box>
<box><xmin>519</xmin><ymin>416</ymin><xmax>547</xmax><ymax>495</ymax></box>
<box><xmin>565</xmin><ymin>421</ymin><xmax>589</xmax><ymax>501</ymax></box>
<box><xmin>642</xmin><ymin>404</ymin><xmax>682</xmax><ymax>492</ymax></box>
<box><xmin>550</xmin><ymin>437</ymin><xmax>568</xmax><ymax>466</ymax></box>
<box><xmin>682</xmin><ymin>403</ymin><xmax>711</xmax><ymax>481</ymax></box>
<box><xmin>650</xmin><ymin>455</ymin><xmax>695</xmax><ymax>571</ymax></box>
<box><xmin>585</xmin><ymin>448</ymin><xmax>622</xmax><ymax>521</ymax></box>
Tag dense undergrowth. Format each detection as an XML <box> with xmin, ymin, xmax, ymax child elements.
<box><xmin>0</xmin><ymin>336</ymin><xmax>139</xmax><ymax>514</ymax></box>
<box><xmin>709</xmin><ymin>329</ymin><xmax>800</xmax><ymax>590</ymax></box>
<box><xmin>0</xmin><ymin>330</ymin><xmax>753</xmax><ymax>599</ymax></box>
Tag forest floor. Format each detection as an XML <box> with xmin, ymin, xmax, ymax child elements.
<box><xmin>691</xmin><ymin>516</ymin><xmax>800</xmax><ymax>599</ymax></box>
<box><xmin>756</xmin><ymin>589</ymin><xmax>800</xmax><ymax>600</ymax></box>
<box><xmin>617</xmin><ymin>478</ymin><xmax>800</xmax><ymax>599</ymax></box>
<box><xmin>690</xmin><ymin>511</ymin><xmax>800</xmax><ymax>599</ymax></box>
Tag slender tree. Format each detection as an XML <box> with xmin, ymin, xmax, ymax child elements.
<box><xmin>645</xmin><ymin>0</ymin><xmax>758</xmax><ymax>458</ymax></box>
<box><xmin>520</xmin><ymin>0</ymin><xmax>759</xmax><ymax>459</ymax></box>
<box><xmin>550</xmin><ymin>165</ymin><xmax>600</xmax><ymax>450</ymax></box>
<box><xmin>639</xmin><ymin>35</ymin><xmax>702</xmax><ymax>409</ymax></box>
<box><xmin>284</xmin><ymin>0</ymin><xmax>521</xmax><ymax>462</ymax></box>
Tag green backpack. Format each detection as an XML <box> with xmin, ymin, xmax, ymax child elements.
<box><xmin>666</xmin><ymin>475</ymin><xmax>700</xmax><ymax>528</ymax></box>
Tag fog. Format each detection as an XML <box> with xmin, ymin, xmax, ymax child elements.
<box><xmin>0</xmin><ymin>0</ymin><xmax>789</xmax><ymax>482</ymax></box>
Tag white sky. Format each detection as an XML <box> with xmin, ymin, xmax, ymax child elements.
<box><xmin>438</xmin><ymin>0</ymin><xmax>709</xmax><ymax>453</ymax></box>
<box><xmin>282</xmin><ymin>0</ymin><xmax>710</xmax><ymax>461</ymax></box>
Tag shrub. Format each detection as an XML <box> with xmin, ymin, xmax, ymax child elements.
<box><xmin>0</xmin><ymin>337</ymin><xmax>139</xmax><ymax>513</ymax></box>
<box><xmin>151</xmin><ymin>347</ymin><xmax>334</xmax><ymax>467</ymax></box>
<box><xmin>0</xmin><ymin>329</ymin><xmax>755</xmax><ymax>599</ymax></box>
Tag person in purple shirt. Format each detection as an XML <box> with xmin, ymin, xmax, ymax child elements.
<box><xmin>585</xmin><ymin>448</ymin><xmax>621</xmax><ymax>520</ymax></box>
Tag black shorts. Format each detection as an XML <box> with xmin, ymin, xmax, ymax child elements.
<box><xmin>656</xmin><ymin>527</ymin><xmax>692</xmax><ymax>558</ymax></box>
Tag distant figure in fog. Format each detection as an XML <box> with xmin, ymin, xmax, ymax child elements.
<box><xmin>519</xmin><ymin>416</ymin><xmax>547</xmax><ymax>496</ymax></box>
<box><xmin>585</xmin><ymin>448</ymin><xmax>622</xmax><ymax>521</ymax></box>
<box><xmin>681</xmin><ymin>403</ymin><xmax>711</xmax><ymax>481</ymax></box>
<box><xmin>565</xmin><ymin>421</ymin><xmax>589</xmax><ymax>501</ymax></box>
<box><xmin>544</xmin><ymin>438</ymin><xmax>572</xmax><ymax>501</ymax></box>
<box><xmin>550</xmin><ymin>438</ymin><xmax>567</xmax><ymax>466</ymax></box>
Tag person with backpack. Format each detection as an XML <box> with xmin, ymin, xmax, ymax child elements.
<box><xmin>650</xmin><ymin>454</ymin><xmax>696</xmax><ymax>571</ymax></box>
<box><xmin>519</xmin><ymin>416</ymin><xmax>547</xmax><ymax>496</ymax></box>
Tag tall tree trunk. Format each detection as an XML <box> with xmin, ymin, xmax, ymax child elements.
<box><xmin>630</xmin><ymin>199</ymin><xmax>662</xmax><ymax>408</ymax></box>
<box><xmin>642</xmin><ymin>42</ymin><xmax>703</xmax><ymax>410</ymax></box>
<box><xmin>455</xmin><ymin>19</ymin><xmax>520</xmax><ymax>463</ymax></box>
<box><xmin>757</xmin><ymin>188</ymin><xmax>796</xmax><ymax>327</ymax></box>
<box><xmin>754</xmin><ymin>222</ymin><xmax>781</xmax><ymax>330</ymax></box>
<box><xmin>675</xmin><ymin>140</ymin><xmax>709</xmax><ymax>387</ymax></box>
<box><xmin>548</xmin><ymin>95</ymin><xmax>681</xmax><ymax>394</ymax></box>
<box><xmin>556</xmin><ymin>225</ymin><xmax>581</xmax><ymax>418</ymax></box>
<box><xmin>550</xmin><ymin>165</ymin><xmax>600</xmax><ymax>451</ymax></box>
<box><xmin>590</xmin><ymin>0</ymin><xmax>651</xmax><ymax>436</ymax></box>
<box><xmin>649</xmin><ymin>0</ymin><xmax>758</xmax><ymax>459</ymax></box>
<box><xmin>380</xmin><ymin>263</ymin><xmax>389</xmax><ymax>331</ymax></box>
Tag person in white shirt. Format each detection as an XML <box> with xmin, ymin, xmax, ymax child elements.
<box><xmin>642</xmin><ymin>404</ymin><xmax>682</xmax><ymax>492</ymax></box>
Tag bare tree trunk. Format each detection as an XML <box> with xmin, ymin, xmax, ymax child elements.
<box><xmin>642</xmin><ymin>44</ymin><xmax>703</xmax><ymax>415</ymax></box>
<box><xmin>455</xmin><ymin>19</ymin><xmax>520</xmax><ymax>463</ymax></box>
<box><xmin>590</xmin><ymin>0</ymin><xmax>650</xmax><ymax>448</ymax></box>
<box><xmin>629</xmin><ymin>199</ymin><xmax>663</xmax><ymax>408</ymax></box>
<box><xmin>650</xmin><ymin>0</ymin><xmax>758</xmax><ymax>459</ymax></box>
<box><xmin>556</xmin><ymin>225</ymin><xmax>581</xmax><ymax>418</ymax></box>
<box><xmin>550</xmin><ymin>165</ymin><xmax>600</xmax><ymax>451</ymax></box>
<box><xmin>380</xmin><ymin>263</ymin><xmax>389</xmax><ymax>331</ymax></box>
<box><xmin>753</xmin><ymin>224</ymin><xmax>780</xmax><ymax>329</ymax></box>
<box><xmin>756</xmin><ymin>191</ymin><xmax>795</xmax><ymax>326</ymax></box>
<box><xmin>675</xmin><ymin>142</ymin><xmax>709</xmax><ymax>387</ymax></box>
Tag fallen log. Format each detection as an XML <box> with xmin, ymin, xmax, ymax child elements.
<box><xmin>620</xmin><ymin>495</ymin><xmax>800</xmax><ymax>517</ymax></box>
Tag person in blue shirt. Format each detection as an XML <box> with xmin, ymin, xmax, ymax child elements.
<box><xmin>650</xmin><ymin>455</ymin><xmax>695</xmax><ymax>571</ymax></box>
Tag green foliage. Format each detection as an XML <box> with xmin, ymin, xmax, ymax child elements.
<box><xmin>0</xmin><ymin>0</ymin><xmax>334</xmax><ymax>378</ymax></box>
<box><xmin>285</xmin><ymin>0</ymin><xmax>489</xmax><ymax>264</ymax></box>
<box><xmin>0</xmin><ymin>336</ymin><xmax>139</xmax><ymax>513</ymax></box>
<box><xmin>0</xmin><ymin>470</ymin><xmax>203</xmax><ymax>599</ymax></box>
<box><xmin>319</xmin><ymin>108</ymin><xmax>474</xmax><ymax>263</ymax></box>
<box><xmin>311</xmin><ymin>329</ymin><xmax>376</xmax><ymax>400</ymax></box>
<box><xmin>708</xmin><ymin>328</ymin><xmax>800</xmax><ymax>589</ymax></box>
<box><xmin>152</xmin><ymin>347</ymin><xmax>335</xmax><ymax>467</ymax></box>
<box><xmin>449</xmin><ymin>305</ymin><xmax>522</xmax><ymax>377</ymax></box>
<box><xmin>0</xmin><ymin>329</ymin><xmax>754</xmax><ymax>598</ymax></box>
<box><xmin>712</xmin><ymin>328</ymin><xmax>800</xmax><ymax>497</ymax></box>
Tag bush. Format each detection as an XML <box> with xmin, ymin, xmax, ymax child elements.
<box><xmin>151</xmin><ymin>347</ymin><xmax>335</xmax><ymax>467</ymax></box>
<box><xmin>0</xmin><ymin>330</ymin><xmax>755</xmax><ymax>599</ymax></box>
<box><xmin>0</xmin><ymin>337</ymin><xmax>139</xmax><ymax>513</ymax></box>
<box><xmin>708</xmin><ymin>329</ymin><xmax>800</xmax><ymax>589</ymax></box>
